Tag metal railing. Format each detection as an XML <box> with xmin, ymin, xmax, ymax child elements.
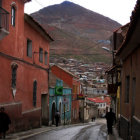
<box><xmin>0</xmin><ymin>7</ymin><xmax>9</xmax><ymax>31</ymax></box>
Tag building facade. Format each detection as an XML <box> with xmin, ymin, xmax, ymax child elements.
<box><xmin>49</xmin><ymin>72</ymin><xmax>72</xmax><ymax>125</ymax></box>
<box><xmin>51</xmin><ymin>65</ymin><xmax>80</xmax><ymax>123</ymax></box>
<box><xmin>107</xmin><ymin>1</ymin><xmax>140</xmax><ymax>139</ymax></box>
<box><xmin>116</xmin><ymin>1</ymin><xmax>140</xmax><ymax>139</ymax></box>
<box><xmin>0</xmin><ymin>0</ymin><xmax>53</xmax><ymax>132</ymax></box>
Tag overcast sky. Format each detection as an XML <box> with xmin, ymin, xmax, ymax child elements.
<box><xmin>25</xmin><ymin>0</ymin><xmax>137</xmax><ymax>25</ymax></box>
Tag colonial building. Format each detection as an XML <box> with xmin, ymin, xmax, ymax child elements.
<box><xmin>51</xmin><ymin>65</ymin><xmax>80</xmax><ymax>123</ymax></box>
<box><xmin>0</xmin><ymin>0</ymin><xmax>53</xmax><ymax>132</ymax></box>
<box><xmin>49</xmin><ymin>71</ymin><xmax>72</xmax><ymax>125</ymax></box>
<box><xmin>87</xmin><ymin>96</ymin><xmax>111</xmax><ymax>118</ymax></box>
<box><xmin>106</xmin><ymin>23</ymin><xmax>129</xmax><ymax>116</ymax></box>
<box><xmin>106</xmin><ymin>1</ymin><xmax>140</xmax><ymax>139</ymax></box>
<box><xmin>115</xmin><ymin>1</ymin><xmax>140</xmax><ymax>139</ymax></box>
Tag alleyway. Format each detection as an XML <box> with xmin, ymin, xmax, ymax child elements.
<box><xmin>6</xmin><ymin>119</ymin><xmax>121</xmax><ymax>140</ymax></box>
<box><xmin>25</xmin><ymin>122</ymin><xmax>106</xmax><ymax>140</ymax></box>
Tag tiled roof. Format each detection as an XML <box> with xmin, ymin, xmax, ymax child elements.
<box><xmin>87</xmin><ymin>96</ymin><xmax>111</xmax><ymax>105</ymax></box>
<box><xmin>51</xmin><ymin>64</ymin><xmax>79</xmax><ymax>79</ymax></box>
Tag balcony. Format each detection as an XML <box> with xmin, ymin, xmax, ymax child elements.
<box><xmin>0</xmin><ymin>7</ymin><xmax>9</xmax><ymax>40</ymax></box>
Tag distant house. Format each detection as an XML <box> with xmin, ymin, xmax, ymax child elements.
<box><xmin>87</xmin><ymin>96</ymin><xmax>111</xmax><ymax>117</ymax></box>
<box><xmin>0</xmin><ymin>0</ymin><xmax>53</xmax><ymax>132</ymax></box>
<box><xmin>51</xmin><ymin>65</ymin><xmax>80</xmax><ymax>123</ymax></box>
<box><xmin>49</xmin><ymin>71</ymin><xmax>72</xmax><ymax>125</ymax></box>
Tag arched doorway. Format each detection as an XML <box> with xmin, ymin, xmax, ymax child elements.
<box><xmin>52</xmin><ymin>102</ymin><xmax>55</xmax><ymax>125</ymax></box>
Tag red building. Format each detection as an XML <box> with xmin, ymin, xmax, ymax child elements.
<box><xmin>0</xmin><ymin>0</ymin><xmax>53</xmax><ymax>132</ymax></box>
<box><xmin>51</xmin><ymin>65</ymin><xmax>80</xmax><ymax>123</ymax></box>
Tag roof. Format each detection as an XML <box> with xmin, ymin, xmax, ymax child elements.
<box><xmin>24</xmin><ymin>14</ymin><xmax>54</xmax><ymax>42</ymax></box>
<box><xmin>49</xmin><ymin>71</ymin><xmax>71</xmax><ymax>88</ymax></box>
<box><xmin>51</xmin><ymin>64</ymin><xmax>79</xmax><ymax>79</ymax></box>
<box><xmin>116</xmin><ymin>0</ymin><xmax>140</xmax><ymax>56</ymax></box>
<box><xmin>87</xmin><ymin>96</ymin><xmax>111</xmax><ymax>105</ymax></box>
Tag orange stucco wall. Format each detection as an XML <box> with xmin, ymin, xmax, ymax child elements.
<box><xmin>0</xmin><ymin>0</ymin><xmax>50</xmax><ymax>131</ymax></box>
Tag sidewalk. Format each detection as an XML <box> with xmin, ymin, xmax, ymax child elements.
<box><xmin>107</xmin><ymin>126</ymin><xmax>123</xmax><ymax>140</ymax></box>
<box><xmin>6</xmin><ymin>123</ymin><xmax>88</xmax><ymax>140</ymax></box>
<box><xmin>6</xmin><ymin>125</ymin><xmax>58</xmax><ymax>140</ymax></box>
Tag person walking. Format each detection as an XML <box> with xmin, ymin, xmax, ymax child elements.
<box><xmin>55</xmin><ymin>110</ymin><xmax>60</xmax><ymax>127</ymax></box>
<box><xmin>105</xmin><ymin>108</ymin><xmax>116</xmax><ymax>135</ymax></box>
<box><xmin>0</xmin><ymin>107</ymin><xmax>11</xmax><ymax>139</ymax></box>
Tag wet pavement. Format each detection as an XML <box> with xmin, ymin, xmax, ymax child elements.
<box><xmin>25</xmin><ymin>123</ymin><xmax>107</xmax><ymax>140</ymax></box>
<box><xmin>5</xmin><ymin>118</ymin><xmax>123</xmax><ymax>140</ymax></box>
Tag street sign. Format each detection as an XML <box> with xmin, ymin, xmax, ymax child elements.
<box><xmin>55</xmin><ymin>86</ymin><xmax>63</xmax><ymax>95</ymax></box>
<box><xmin>77</xmin><ymin>94</ymin><xmax>85</xmax><ymax>100</ymax></box>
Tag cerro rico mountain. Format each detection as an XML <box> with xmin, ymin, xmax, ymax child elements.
<box><xmin>31</xmin><ymin>1</ymin><xmax>121</xmax><ymax>63</ymax></box>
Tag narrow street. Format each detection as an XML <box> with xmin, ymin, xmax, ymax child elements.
<box><xmin>24</xmin><ymin>119</ymin><xmax>107</xmax><ymax>140</ymax></box>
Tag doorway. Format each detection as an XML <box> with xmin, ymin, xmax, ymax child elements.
<box><xmin>52</xmin><ymin>102</ymin><xmax>55</xmax><ymax>125</ymax></box>
<box><xmin>59</xmin><ymin>103</ymin><xmax>61</xmax><ymax>124</ymax></box>
<box><xmin>41</xmin><ymin>94</ymin><xmax>48</xmax><ymax>125</ymax></box>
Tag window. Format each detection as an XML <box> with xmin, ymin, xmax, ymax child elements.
<box><xmin>11</xmin><ymin>6</ymin><xmax>16</xmax><ymax>26</ymax></box>
<box><xmin>12</xmin><ymin>67</ymin><xmax>17</xmax><ymax>88</ymax></box>
<box><xmin>33</xmin><ymin>81</ymin><xmax>37</xmax><ymax>107</ymax></box>
<box><xmin>132</xmin><ymin>77</ymin><xmax>136</xmax><ymax>115</ymax></box>
<box><xmin>125</xmin><ymin>76</ymin><xmax>130</xmax><ymax>103</ymax></box>
<box><xmin>39</xmin><ymin>48</ymin><xmax>43</xmax><ymax>63</ymax></box>
<box><xmin>45</xmin><ymin>51</ymin><xmax>48</xmax><ymax>65</ymax></box>
<box><xmin>0</xmin><ymin>0</ymin><xmax>2</xmax><ymax>7</ymax></box>
<box><xmin>27</xmin><ymin>39</ymin><xmax>32</xmax><ymax>57</ymax></box>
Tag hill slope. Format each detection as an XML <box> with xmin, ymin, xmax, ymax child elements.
<box><xmin>31</xmin><ymin>1</ymin><xmax>121</xmax><ymax>63</ymax></box>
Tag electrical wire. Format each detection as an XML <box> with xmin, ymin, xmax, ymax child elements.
<box><xmin>34</xmin><ymin>0</ymin><xmax>45</xmax><ymax>8</ymax></box>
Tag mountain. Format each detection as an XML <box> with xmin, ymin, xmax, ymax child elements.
<box><xmin>31</xmin><ymin>1</ymin><xmax>121</xmax><ymax>63</ymax></box>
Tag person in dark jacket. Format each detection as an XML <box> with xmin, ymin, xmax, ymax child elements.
<box><xmin>55</xmin><ymin>110</ymin><xmax>60</xmax><ymax>127</ymax></box>
<box><xmin>105</xmin><ymin>108</ymin><xmax>116</xmax><ymax>134</ymax></box>
<box><xmin>0</xmin><ymin>107</ymin><xmax>11</xmax><ymax>139</ymax></box>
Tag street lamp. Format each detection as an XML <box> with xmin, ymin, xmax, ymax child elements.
<box><xmin>102</xmin><ymin>47</ymin><xmax>117</xmax><ymax>65</ymax></box>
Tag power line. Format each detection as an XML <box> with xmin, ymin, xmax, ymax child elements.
<box><xmin>34</xmin><ymin>0</ymin><xmax>45</xmax><ymax>8</ymax></box>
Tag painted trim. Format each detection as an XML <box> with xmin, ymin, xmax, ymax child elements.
<box><xmin>0</xmin><ymin>102</ymin><xmax>22</xmax><ymax>106</ymax></box>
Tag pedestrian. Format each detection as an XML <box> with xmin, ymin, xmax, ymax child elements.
<box><xmin>92</xmin><ymin>116</ymin><xmax>96</xmax><ymax>122</ymax></box>
<box><xmin>105</xmin><ymin>108</ymin><xmax>116</xmax><ymax>135</ymax></box>
<box><xmin>0</xmin><ymin>107</ymin><xmax>11</xmax><ymax>139</ymax></box>
<box><xmin>55</xmin><ymin>110</ymin><xmax>60</xmax><ymax>127</ymax></box>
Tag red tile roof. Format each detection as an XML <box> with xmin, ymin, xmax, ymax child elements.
<box><xmin>87</xmin><ymin>96</ymin><xmax>111</xmax><ymax>105</ymax></box>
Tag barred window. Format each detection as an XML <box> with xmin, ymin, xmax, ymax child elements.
<box><xmin>39</xmin><ymin>48</ymin><xmax>43</xmax><ymax>63</ymax></box>
<box><xmin>12</xmin><ymin>67</ymin><xmax>17</xmax><ymax>88</ymax></box>
<box><xmin>45</xmin><ymin>51</ymin><xmax>48</xmax><ymax>65</ymax></box>
<box><xmin>11</xmin><ymin>6</ymin><xmax>16</xmax><ymax>26</ymax></box>
<box><xmin>27</xmin><ymin>39</ymin><xmax>32</xmax><ymax>57</ymax></box>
